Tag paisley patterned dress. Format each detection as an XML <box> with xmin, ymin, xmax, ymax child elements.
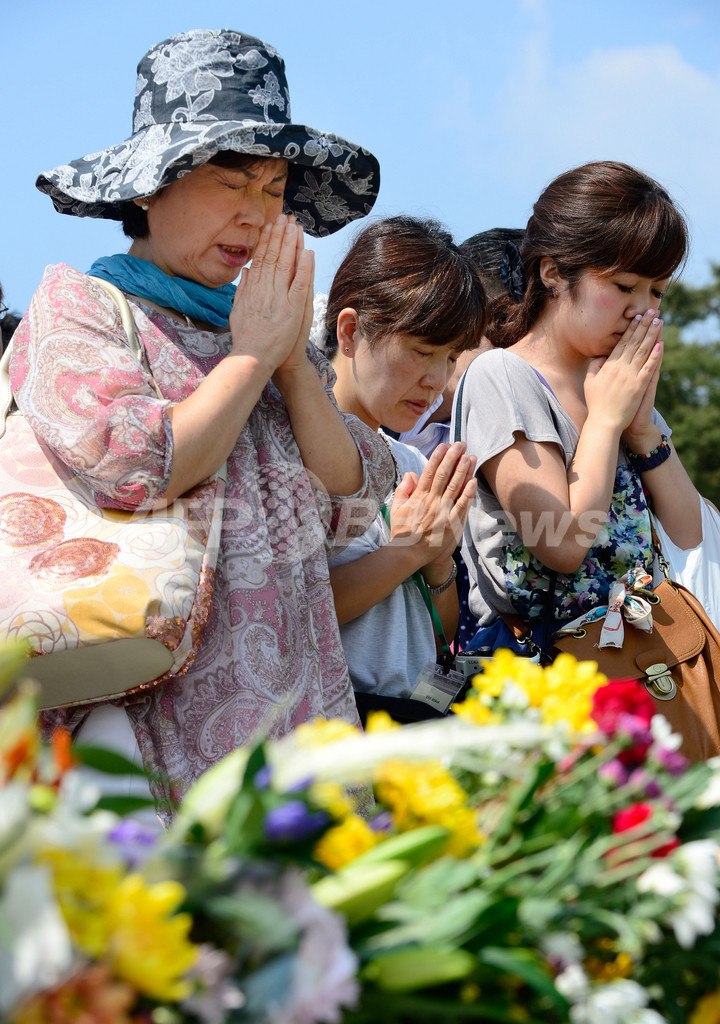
<box><xmin>11</xmin><ymin>264</ymin><xmax>393</xmax><ymax>818</ymax></box>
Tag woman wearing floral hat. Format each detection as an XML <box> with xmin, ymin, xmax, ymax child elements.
<box><xmin>11</xmin><ymin>29</ymin><xmax>393</xmax><ymax>820</ymax></box>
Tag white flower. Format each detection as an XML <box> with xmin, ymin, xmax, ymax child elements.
<box><xmin>555</xmin><ymin>963</ymin><xmax>590</xmax><ymax>1001</ymax></box>
<box><xmin>0</xmin><ymin>863</ymin><xmax>74</xmax><ymax>1013</ymax></box>
<box><xmin>499</xmin><ymin>679</ymin><xmax>532</xmax><ymax>712</ymax></box>
<box><xmin>638</xmin><ymin>840</ymin><xmax>719</xmax><ymax>948</ymax></box>
<box><xmin>269</xmin><ymin>718</ymin><xmax>557</xmax><ymax>791</ymax></box>
<box><xmin>649</xmin><ymin>714</ymin><xmax>683</xmax><ymax>752</ymax></box>
<box><xmin>540</xmin><ymin>931</ymin><xmax>584</xmax><ymax>969</ymax></box>
<box><xmin>0</xmin><ymin>784</ymin><xmax>31</xmax><ymax>880</ymax></box>
<box><xmin>695</xmin><ymin>756</ymin><xmax>720</xmax><ymax>809</ymax></box>
<box><xmin>568</xmin><ymin>979</ymin><xmax>667</xmax><ymax>1024</ymax></box>
<box><xmin>270</xmin><ymin>871</ymin><xmax>359</xmax><ymax>1024</ymax></box>
<box><xmin>637</xmin><ymin>861</ymin><xmax>684</xmax><ymax>899</ymax></box>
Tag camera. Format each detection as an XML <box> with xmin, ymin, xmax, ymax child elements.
<box><xmin>454</xmin><ymin>646</ymin><xmax>495</xmax><ymax>679</ymax></box>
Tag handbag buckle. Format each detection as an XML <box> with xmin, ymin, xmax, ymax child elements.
<box><xmin>644</xmin><ymin>662</ymin><xmax>677</xmax><ymax>701</ymax></box>
<box><xmin>552</xmin><ymin>627</ymin><xmax>587</xmax><ymax>640</ymax></box>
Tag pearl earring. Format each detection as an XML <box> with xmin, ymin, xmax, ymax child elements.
<box><xmin>141</xmin><ymin>199</ymin><xmax>150</xmax><ymax>211</ymax></box>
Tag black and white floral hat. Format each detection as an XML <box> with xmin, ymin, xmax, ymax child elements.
<box><xmin>36</xmin><ymin>29</ymin><xmax>380</xmax><ymax>238</ymax></box>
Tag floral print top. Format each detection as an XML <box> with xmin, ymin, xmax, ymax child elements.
<box><xmin>504</xmin><ymin>462</ymin><xmax>654</xmax><ymax>623</ymax></box>
<box><xmin>457</xmin><ymin>349</ymin><xmax>666</xmax><ymax>630</ymax></box>
<box><xmin>12</xmin><ymin>264</ymin><xmax>394</xmax><ymax>819</ymax></box>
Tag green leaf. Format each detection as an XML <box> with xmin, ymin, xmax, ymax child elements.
<box><xmin>224</xmin><ymin>788</ymin><xmax>266</xmax><ymax>854</ymax></box>
<box><xmin>204</xmin><ymin>892</ymin><xmax>297</xmax><ymax>951</ymax></box>
<box><xmin>395</xmin><ymin>856</ymin><xmax>480</xmax><ymax>907</ymax></box>
<box><xmin>241</xmin><ymin>743</ymin><xmax>267</xmax><ymax>790</ymax></box>
<box><xmin>518</xmin><ymin>897</ymin><xmax>562</xmax><ymax>931</ymax></box>
<box><xmin>0</xmin><ymin>643</ymin><xmax>32</xmax><ymax>698</ymax></box>
<box><xmin>94</xmin><ymin>794</ymin><xmax>156</xmax><ymax>815</ymax></box>
<box><xmin>479</xmin><ymin>947</ymin><xmax>568</xmax><ymax>1011</ymax></box>
<box><xmin>74</xmin><ymin>744</ymin><xmax>149</xmax><ymax>776</ymax></box>
<box><xmin>366</xmin><ymin>890</ymin><xmax>494</xmax><ymax>950</ymax></box>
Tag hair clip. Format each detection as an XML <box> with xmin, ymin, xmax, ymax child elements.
<box><xmin>499</xmin><ymin>241</ymin><xmax>526</xmax><ymax>302</ymax></box>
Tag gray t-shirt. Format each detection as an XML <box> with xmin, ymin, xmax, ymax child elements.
<box><xmin>453</xmin><ymin>348</ymin><xmax>668</xmax><ymax>629</ymax></box>
<box><xmin>327</xmin><ymin>433</ymin><xmax>436</xmax><ymax>698</ymax></box>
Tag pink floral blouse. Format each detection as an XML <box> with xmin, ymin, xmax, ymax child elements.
<box><xmin>12</xmin><ymin>264</ymin><xmax>394</xmax><ymax>819</ymax></box>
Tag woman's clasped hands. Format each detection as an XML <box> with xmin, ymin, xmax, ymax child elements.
<box><xmin>229</xmin><ymin>213</ymin><xmax>315</xmax><ymax>379</ymax></box>
<box><xmin>584</xmin><ymin>306</ymin><xmax>664</xmax><ymax>444</ymax></box>
<box><xmin>389</xmin><ymin>441</ymin><xmax>478</xmax><ymax>577</ymax></box>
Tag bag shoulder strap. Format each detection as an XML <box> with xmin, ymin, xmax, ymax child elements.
<box><xmin>90</xmin><ymin>276</ymin><xmax>163</xmax><ymax>400</ymax></box>
<box><xmin>0</xmin><ymin>276</ymin><xmax>164</xmax><ymax>440</ymax></box>
<box><xmin>453</xmin><ymin>359</ymin><xmax>558</xmax><ymax>659</ymax></box>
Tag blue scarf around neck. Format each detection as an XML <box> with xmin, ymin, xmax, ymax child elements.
<box><xmin>88</xmin><ymin>254</ymin><xmax>236</xmax><ymax>327</ymax></box>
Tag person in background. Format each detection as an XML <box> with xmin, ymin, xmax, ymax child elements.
<box><xmin>397</xmin><ymin>228</ymin><xmax>525</xmax><ymax>650</ymax></box>
<box><xmin>312</xmin><ymin>216</ymin><xmax>486</xmax><ymax>720</ymax></box>
<box><xmin>0</xmin><ymin>282</ymin><xmax>21</xmax><ymax>353</ymax></box>
<box><xmin>396</xmin><ymin>228</ymin><xmax>525</xmax><ymax>458</ymax></box>
<box><xmin>456</xmin><ymin>161</ymin><xmax>699</xmax><ymax>659</ymax></box>
<box><xmin>11</xmin><ymin>29</ymin><xmax>393</xmax><ymax>821</ymax></box>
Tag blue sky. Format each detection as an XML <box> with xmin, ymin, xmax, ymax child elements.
<box><xmin>4</xmin><ymin>0</ymin><xmax>720</xmax><ymax>314</ymax></box>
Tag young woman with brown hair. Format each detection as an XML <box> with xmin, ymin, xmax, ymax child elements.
<box><xmin>456</xmin><ymin>161</ymin><xmax>699</xmax><ymax>654</ymax></box>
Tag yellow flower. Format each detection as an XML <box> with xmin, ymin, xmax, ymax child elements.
<box><xmin>585</xmin><ymin>950</ymin><xmax>634</xmax><ymax>981</ymax></box>
<box><xmin>293</xmin><ymin>718</ymin><xmax>361</xmax><ymax>748</ymax></box>
<box><xmin>453</xmin><ymin>650</ymin><xmax>606</xmax><ymax>734</ymax></box>
<box><xmin>37</xmin><ymin>848</ymin><xmax>198</xmax><ymax>1002</ymax></box>
<box><xmin>690</xmin><ymin>990</ymin><xmax>720</xmax><ymax>1024</ymax></box>
<box><xmin>374</xmin><ymin>759</ymin><xmax>483</xmax><ymax>858</ymax></box>
<box><xmin>105</xmin><ymin>874</ymin><xmax>198</xmax><ymax>1002</ymax></box>
<box><xmin>451</xmin><ymin>696</ymin><xmax>499</xmax><ymax>725</ymax></box>
<box><xmin>314</xmin><ymin>814</ymin><xmax>380</xmax><ymax>870</ymax></box>
<box><xmin>365</xmin><ymin>711</ymin><xmax>401</xmax><ymax>733</ymax></box>
<box><xmin>539</xmin><ymin>654</ymin><xmax>606</xmax><ymax>733</ymax></box>
<box><xmin>309</xmin><ymin>781</ymin><xmax>354</xmax><ymax>820</ymax></box>
<box><xmin>37</xmin><ymin>847</ymin><xmax>124</xmax><ymax>957</ymax></box>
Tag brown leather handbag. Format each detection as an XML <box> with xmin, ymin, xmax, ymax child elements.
<box><xmin>553</xmin><ymin>578</ymin><xmax>720</xmax><ymax>762</ymax></box>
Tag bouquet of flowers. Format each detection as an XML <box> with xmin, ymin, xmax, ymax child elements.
<box><xmin>3</xmin><ymin>645</ymin><xmax>720</xmax><ymax>1024</ymax></box>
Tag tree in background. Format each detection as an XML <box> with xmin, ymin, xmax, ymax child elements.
<box><xmin>656</xmin><ymin>265</ymin><xmax>720</xmax><ymax>508</ymax></box>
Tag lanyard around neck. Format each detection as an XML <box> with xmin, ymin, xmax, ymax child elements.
<box><xmin>380</xmin><ymin>502</ymin><xmax>454</xmax><ymax>673</ymax></box>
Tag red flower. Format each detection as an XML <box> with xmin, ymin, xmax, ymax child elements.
<box><xmin>592</xmin><ymin>679</ymin><xmax>655</xmax><ymax>733</ymax></box>
<box><xmin>592</xmin><ymin>679</ymin><xmax>656</xmax><ymax>767</ymax></box>
<box><xmin>612</xmin><ymin>802</ymin><xmax>653</xmax><ymax>834</ymax></box>
<box><xmin>611</xmin><ymin>801</ymin><xmax>679</xmax><ymax>858</ymax></box>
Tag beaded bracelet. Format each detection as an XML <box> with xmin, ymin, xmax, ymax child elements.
<box><xmin>627</xmin><ymin>434</ymin><xmax>672</xmax><ymax>472</ymax></box>
<box><xmin>425</xmin><ymin>561</ymin><xmax>458</xmax><ymax>595</ymax></box>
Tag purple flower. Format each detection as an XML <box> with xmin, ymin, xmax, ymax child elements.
<box><xmin>627</xmin><ymin>769</ymin><xmax>663</xmax><ymax>798</ymax></box>
<box><xmin>617</xmin><ymin>712</ymin><xmax>653</xmax><ymax>745</ymax></box>
<box><xmin>370</xmin><ymin>811</ymin><xmax>393</xmax><ymax>833</ymax></box>
<box><xmin>264</xmin><ymin>801</ymin><xmax>330</xmax><ymax>843</ymax></box>
<box><xmin>254</xmin><ymin>765</ymin><xmax>273</xmax><ymax>790</ymax></box>
<box><xmin>287</xmin><ymin>776</ymin><xmax>315</xmax><ymax>794</ymax></box>
<box><xmin>655</xmin><ymin>746</ymin><xmax>689</xmax><ymax>776</ymax></box>
<box><xmin>108</xmin><ymin>819</ymin><xmax>158</xmax><ymax>868</ymax></box>
<box><xmin>598</xmin><ymin>758</ymin><xmax>629</xmax><ymax>787</ymax></box>
<box><xmin>181</xmin><ymin>945</ymin><xmax>245</xmax><ymax>1024</ymax></box>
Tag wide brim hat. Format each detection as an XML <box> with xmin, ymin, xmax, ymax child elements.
<box><xmin>36</xmin><ymin>29</ymin><xmax>380</xmax><ymax>238</ymax></box>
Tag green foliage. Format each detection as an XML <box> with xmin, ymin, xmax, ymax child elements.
<box><xmin>656</xmin><ymin>265</ymin><xmax>720</xmax><ymax>507</ymax></box>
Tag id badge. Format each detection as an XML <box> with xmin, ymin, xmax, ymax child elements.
<box><xmin>410</xmin><ymin>661</ymin><xmax>467</xmax><ymax>714</ymax></box>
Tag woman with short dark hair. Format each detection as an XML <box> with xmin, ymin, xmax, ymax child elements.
<box><xmin>313</xmin><ymin>216</ymin><xmax>487</xmax><ymax>710</ymax></box>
